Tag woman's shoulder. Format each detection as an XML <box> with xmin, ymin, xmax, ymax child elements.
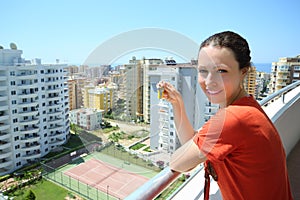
<box><xmin>220</xmin><ymin>96</ymin><xmax>264</xmax><ymax>119</ymax></box>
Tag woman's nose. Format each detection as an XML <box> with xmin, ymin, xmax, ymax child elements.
<box><xmin>205</xmin><ymin>72</ymin><xmax>217</xmax><ymax>86</ymax></box>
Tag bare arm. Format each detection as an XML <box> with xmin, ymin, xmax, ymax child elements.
<box><xmin>170</xmin><ymin>139</ymin><xmax>206</xmax><ymax>172</ymax></box>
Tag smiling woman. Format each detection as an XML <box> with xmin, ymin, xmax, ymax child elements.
<box><xmin>158</xmin><ymin>31</ymin><xmax>293</xmax><ymax>200</ymax></box>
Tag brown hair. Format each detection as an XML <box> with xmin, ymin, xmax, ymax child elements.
<box><xmin>200</xmin><ymin>31</ymin><xmax>251</xmax><ymax>69</ymax></box>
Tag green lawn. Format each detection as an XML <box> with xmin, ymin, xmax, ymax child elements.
<box><xmin>12</xmin><ymin>179</ymin><xmax>78</xmax><ymax>200</ymax></box>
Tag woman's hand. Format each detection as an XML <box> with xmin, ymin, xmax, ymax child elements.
<box><xmin>156</xmin><ymin>81</ymin><xmax>183</xmax><ymax>106</ymax></box>
<box><xmin>157</xmin><ymin>80</ymin><xmax>195</xmax><ymax>144</ymax></box>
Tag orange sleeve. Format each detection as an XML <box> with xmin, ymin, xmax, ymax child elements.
<box><xmin>193</xmin><ymin>107</ymin><xmax>248</xmax><ymax>163</ymax></box>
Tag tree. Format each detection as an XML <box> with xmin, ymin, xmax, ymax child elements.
<box><xmin>25</xmin><ymin>190</ymin><xmax>36</xmax><ymax>200</ymax></box>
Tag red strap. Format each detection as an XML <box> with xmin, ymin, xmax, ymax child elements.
<box><xmin>204</xmin><ymin>162</ymin><xmax>210</xmax><ymax>200</ymax></box>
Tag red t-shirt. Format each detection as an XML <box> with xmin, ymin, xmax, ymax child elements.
<box><xmin>193</xmin><ymin>96</ymin><xmax>293</xmax><ymax>200</ymax></box>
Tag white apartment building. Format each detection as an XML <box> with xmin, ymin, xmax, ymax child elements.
<box><xmin>69</xmin><ymin>108</ymin><xmax>103</xmax><ymax>130</ymax></box>
<box><xmin>0</xmin><ymin>45</ymin><xmax>70</xmax><ymax>175</ymax></box>
<box><xmin>148</xmin><ymin>62</ymin><xmax>207</xmax><ymax>153</ymax></box>
<box><xmin>142</xmin><ymin>58</ymin><xmax>165</xmax><ymax>123</ymax></box>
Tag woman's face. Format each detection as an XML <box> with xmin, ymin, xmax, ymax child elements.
<box><xmin>198</xmin><ymin>45</ymin><xmax>246</xmax><ymax>108</ymax></box>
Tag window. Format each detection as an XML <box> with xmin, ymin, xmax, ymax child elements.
<box><xmin>295</xmin><ymin>66</ymin><xmax>300</xmax><ymax>70</ymax></box>
<box><xmin>10</xmin><ymin>71</ymin><xmax>15</xmax><ymax>76</ymax></box>
<box><xmin>11</xmin><ymin>81</ymin><xmax>16</xmax><ymax>85</ymax></box>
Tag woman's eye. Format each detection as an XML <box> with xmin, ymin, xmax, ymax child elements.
<box><xmin>198</xmin><ymin>69</ymin><xmax>208</xmax><ymax>74</ymax></box>
<box><xmin>217</xmin><ymin>69</ymin><xmax>227</xmax><ymax>73</ymax></box>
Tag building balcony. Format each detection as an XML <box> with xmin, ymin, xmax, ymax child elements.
<box><xmin>0</xmin><ymin>105</ymin><xmax>8</xmax><ymax>111</ymax></box>
<box><xmin>0</xmin><ymin>86</ymin><xmax>8</xmax><ymax>91</ymax></box>
<box><xmin>49</xmin><ymin>138</ymin><xmax>65</xmax><ymax>146</ymax></box>
<box><xmin>47</xmin><ymin>103</ymin><xmax>62</xmax><ymax>109</ymax></box>
<box><xmin>0</xmin><ymin>95</ymin><xmax>8</xmax><ymax>101</ymax></box>
<box><xmin>22</xmin><ymin>152</ymin><xmax>41</xmax><ymax>159</ymax></box>
<box><xmin>0</xmin><ymin>132</ymin><xmax>10</xmax><ymax>140</ymax></box>
<box><xmin>16</xmin><ymin>74</ymin><xmax>36</xmax><ymax>79</ymax></box>
<box><xmin>48</xmin><ymin>125</ymin><xmax>63</xmax><ymax>132</ymax></box>
<box><xmin>20</xmin><ymin>135</ymin><xmax>40</xmax><ymax>143</ymax></box>
<box><xmin>21</xmin><ymin>143</ymin><xmax>40</xmax><ymax>151</ymax></box>
<box><xmin>20</xmin><ymin>127</ymin><xmax>39</xmax><ymax>134</ymax></box>
<box><xmin>46</xmin><ymin>88</ymin><xmax>61</xmax><ymax>93</ymax></box>
<box><xmin>47</xmin><ymin>110</ymin><xmax>62</xmax><ymax>117</ymax></box>
<box><xmin>0</xmin><ymin>76</ymin><xmax>7</xmax><ymax>81</ymax></box>
<box><xmin>17</xmin><ymin>83</ymin><xmax>39</xmax><ymax>89</ymax></box>
<box><xmin>18</xmin><ymin>110</ymin><xmax>38</xmax><ymax>117</ymax></box>
<box><xmin>126</xmin><ymin>81</ymin><xmax>300</xmax><ymax>200</ymax></box>
<box><xmin>18</xmin><ymin>101</ymin><xmax>39</xmax><ymax>108</ymax></box>
<box><xmin>48</xmin><ymin>117</ymin><xmax>63</xmax><ymax>124</ymax></box>
<box><xmin>276</xmin><ymin>82</ymin><xmax>287</xmax><ymax>87</ymax></box>
<box><xmin>0</xmin><ymin>124</ymin><xmax>10</xmax><ymax>132</ymax></box>
<box><xmin>47</xmin><ymin>96</ymin><xmax>60</xmax><ymax>101</ymax></box>
<box><xmin>0</xmin><ymin>142</ymin><xmax>11</xmax><ymax>150</ymax></box>
<box><xmin>0</xmin><ymin>151</ymin><xmax>12</xmax><ymax>160</ymax></box>
<box><xmin>0</xmin><ymin>114</ymin><xmax>9</xmax><ymax>121</ymax></box>
<box><xmin>0</xmin><ymin>160</ymin><xmax>13</xmax><ymax>168</ymax></box>
<box><xmin>49</xmin><ymin>131</ymin><xmax>64</xmax><ymax>138</ymax></box>
<box><xmin>19</xmin><ymin>118</ymin><xmax>39</xmax><ymax>126</ymax></box>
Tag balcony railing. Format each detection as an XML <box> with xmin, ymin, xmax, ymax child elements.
<box><xmin>126</xmin><ymin>80</ymin><xmax>300</xmax><ymax>200</ymax></box>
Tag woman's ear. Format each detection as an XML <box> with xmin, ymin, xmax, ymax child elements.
<box><xmin>241</xmin><ymin>67</ymin><xmax>249</xmax><ymax>76</ymax></box>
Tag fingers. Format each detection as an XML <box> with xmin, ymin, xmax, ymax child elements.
<box><xmin>157</xmin><ymin>80</ymin><xmax>172</xmax><ymax>91</ymax></box>
<box><xmin>156</xmin><ymin>80</ymin><xmax>167</xmax><ymax>89</ymax></box>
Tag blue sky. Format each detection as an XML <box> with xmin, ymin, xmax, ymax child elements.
<box><xmin>1</xmin><ymin>0</ymin><xmax>299</xmax><ymax>65</ymax></box>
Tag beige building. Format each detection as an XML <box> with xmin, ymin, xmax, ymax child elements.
<box><xmin>67</xmin><ymin>79</ymin><xmax>77</xmax><ymax>110</ymax></box>
<box><xmin>270</xmin><ymin>56</ymin><xmax>300</xmax><ymax>93</ymax></box>
<box><xmin>123</xmin><ymin>57</ymin><xmax>165</xmax><ymax>122</ymax></box>
<box><xmin>82</xmin><ymin>85</ymin><xmax>113</xmax><ymax>113</ymax></box>
<box><xmin>244</xmin><ymin>66</ymin><xmax>257</xmax><ymax>97</ymax></box>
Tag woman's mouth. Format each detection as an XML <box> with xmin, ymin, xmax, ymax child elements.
<box><xmin>206</xmin><ymin>89</ymin><xmax>222</xmax><ymax>95</ymax></box>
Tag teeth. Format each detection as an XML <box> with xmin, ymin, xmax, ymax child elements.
<box><xmin>207</xmin><ymin>90</ymin><xmax>220</xmax><ymax>95</ymax></box>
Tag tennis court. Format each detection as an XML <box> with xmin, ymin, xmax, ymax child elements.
<box><xmin>64</xmin><ymin>158</ymin><xmax>149</xmax><ymax>199</ymax></box>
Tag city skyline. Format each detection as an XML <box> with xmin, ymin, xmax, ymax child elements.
<box><xmin>1</xmin><ymin>0</ymin><xmax>299</xmax><ymax>65</ymax></box>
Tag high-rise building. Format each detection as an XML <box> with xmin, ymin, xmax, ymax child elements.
<box><xmin>124</xmin><ymin>57</ymin><xmax>165</xmax><ymax>122</ymax></box>
<box><xmin>148</xmin><ymin>61</ymin><xmax>207</xmax><ymax>153</ymax></box>
<box><xmin>244</xmin><ymin>66</ymin><xmax>257</xmax><ymax>97</ymax></box>
<box><xmin>124</xmin><ymin>57</ymin><xmax>144</xmax><ymax>121</ymax></box>
<box><xmin>67</xmin><ymin>79</ymin><xmax>77</xmax><ymax>110</ymax></box>
<box><xmin>0</xmin><ymin>45</ymin><xmax>70</xmax><ymax>175</ymax></box>
<box><xmin>270</xmin><ymin>55</ymin><xmax>300</xmax><ymax>93</ymax></box>
<box><xmin>142</xmin><ymin>58</ymin><xmax>165</xmax><ymax>123</ymax></box>
<box><xmin>67</xmin><ymin>77</ymin><xmax>87</xmax><ymax>110</ymax></box>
